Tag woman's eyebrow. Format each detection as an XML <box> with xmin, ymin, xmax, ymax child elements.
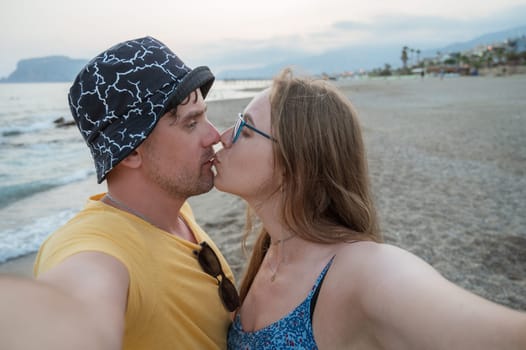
<box><xmin>243</xmin><ymin>112</ymin><xmax>256</xmax><ymax>126</ymax></box>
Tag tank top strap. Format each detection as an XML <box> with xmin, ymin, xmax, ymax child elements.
<box><xmin>309</xmin><ymin>255</ymin><xmax>335</xmax><ymax>319</ymax></box>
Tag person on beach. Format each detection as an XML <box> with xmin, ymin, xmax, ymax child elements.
<box><xmin>0</xmin><ymin>36</ymin><xmax>239</xmax><ymax>350</ymax></box>
<box><xmin>213</xmin><ymin>68</ymin><xmax>526</xmax><ymax>349</ymax></box>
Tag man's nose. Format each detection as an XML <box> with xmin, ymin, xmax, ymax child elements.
<box><xmin>219</xmin><ymin>126</ymin><xmax>234</xmax><ymax>149</ymax></box>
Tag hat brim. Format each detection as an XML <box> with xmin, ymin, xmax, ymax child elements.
<box><xmin>161</xmin><ymin>66</ymin><xmax>215</xmax><ymax>115</ymax></box>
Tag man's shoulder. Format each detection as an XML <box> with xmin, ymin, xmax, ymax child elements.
<box><xmin>35</xmin><ymin>204</ymin><xmax>150</xmax><ymax>275</ymax></box>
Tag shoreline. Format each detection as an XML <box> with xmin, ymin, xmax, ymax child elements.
<box><xmin>0</xmin><ymin>253</ymin><xmax>36</xmax><ymax>278</ymax></box>
<box><xmin>1</xmin><ymin>75</ymin><xmax>524</xmax><ymax>311</ymax></box>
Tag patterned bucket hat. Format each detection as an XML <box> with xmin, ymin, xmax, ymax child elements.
<box><xmin>68</xmin><ymin>36</ymin><xmax>215</xmax><ymax>183</ymax></box>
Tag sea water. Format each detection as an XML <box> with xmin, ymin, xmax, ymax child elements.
<box><xmin>0</xmin><ymin>80</ymin><xmax>270</xmax><ymax>263</ymax></box>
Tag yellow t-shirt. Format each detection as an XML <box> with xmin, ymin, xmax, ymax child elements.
<box><xmin>34</xmin><ymin>193</ymin><xmax>234</xmax><ymax>349</ymax></box>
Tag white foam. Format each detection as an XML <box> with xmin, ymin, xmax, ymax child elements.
<box><xmin>0</xmin><ymin>209</ymin><xmax>76</xmax><ymax>263</ymax></box>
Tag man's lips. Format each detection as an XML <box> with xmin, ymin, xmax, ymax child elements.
<box><xmin>202</xmin><ymin>150</ymin><xmax>216</xmax><ymax>165</ymax></box>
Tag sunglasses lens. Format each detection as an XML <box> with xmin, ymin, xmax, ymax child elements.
<box><xmin>195</xmin><ymin>242</ymin><xmax>240</xmax><ymax>311</ymax></box>
<box><xmin>197</xmin><ymin>244</ymin><xmax>222</xmax><ymax>276</ymax></box>
<box><xmin>219</xmin><ymin>278</ymin><xmax>241</xmax><ymax>312</ymax></box>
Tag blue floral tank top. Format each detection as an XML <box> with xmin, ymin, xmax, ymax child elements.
<box><xmin>227</xmin><ymin>257</ymin><xmax>335</xmax><ymax>350</ymax></box>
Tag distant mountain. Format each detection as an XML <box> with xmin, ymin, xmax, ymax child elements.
<box><xmin>216</xmin><ymin>25</ymin><xmax>526</xmax><ymax>79</ymax></box>
<box><xmin>0</xmin><ymin>56</ymin><xmax>87</xmax><ymax>83</ymax></box>
<box><xmin>422</xmin><ymin>25</ymin><xmax>526</xmax><ymax>58</ymax></box>
<box><xmin>3</xmin><ymin>24</ymin><xmax>525</xmax><ymax>82</ymax></box>
<box><xmin>216</xmin><ymin>45</ymin><xmax>401</xmax><ymax>80</ymax></box>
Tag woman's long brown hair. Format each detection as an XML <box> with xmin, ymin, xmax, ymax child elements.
<box><xmin>238</xmin><ymin>68</ymin><xmax>382</xmax><ymax>302</ymax></box>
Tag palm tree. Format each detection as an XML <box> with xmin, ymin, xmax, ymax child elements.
<box><xmin>483</xmin><ymin>49</ymin><xmax>494</xmax><ymax>68</ymax></box>
<box><xmin>416</xmin><ymin>49</ymin><xmax>421</xmax><ymax>66</ymax></box>
<box><xmin>459</xmin><ymin>54</ymin><xmax>470</xmax><ymax>66</ymax></box>
<box><xmin>470</xmin><ymin>54</ymin><xmax>482</xmax><ymax>71</ymax></box>
<box><xmin>493</xmin><ymin>47</ymin><xmax>505</xmax><ymax>65</ymax></box>
<box><xmin>450</xmin><ymin>52</ymin><xmax>461</xmax><ymax>68</ymax></box>
<box><xmin>410</xmin><ymin>48</ymin><xmax>415</xmax><ymax>66</ymax></box>
<box><xmin>436</xmin><ymin>51</ymin><xmax>442</xmax><ymax>65</ymax></box>
<box><xmin>401</xmin><ymin>46</ymin><xmax>409</xmax><ymax>70</ymax></box>
<box><xmin>381</xmin><ymin>64</ymin><xmax>392</xmax><ymax>76</ymax></box>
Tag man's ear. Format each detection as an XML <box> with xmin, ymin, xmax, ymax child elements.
<box><xmin>119</xmin><ymin>150</ymin><xmax>142</xmax><ymax>169</ymax></box>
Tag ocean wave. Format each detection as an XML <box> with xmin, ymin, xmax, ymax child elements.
<box><xmin>0</xmin><ymin>168</ymin><xmax>94</xmax><ymax>209</ymax></box>
<box><xmin>0</xmin><ymin>120</ymin><xmax>53</xmax><ymax>138</ymax></box>
<box><xmin>0</xmin><ymin>209</ymin><xmax>77</xmax><ymax>264</ymax></box>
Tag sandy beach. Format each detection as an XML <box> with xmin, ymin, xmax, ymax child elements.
<box><xmin>1</xmin><ymin>75</ymin><xmax>524</xmax><ymax>311</ymax></box>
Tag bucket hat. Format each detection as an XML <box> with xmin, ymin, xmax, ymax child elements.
<box><xmin>68</xmin><ymin>36</ymin><xmax>215</xmax><ymax>183</ymax></box>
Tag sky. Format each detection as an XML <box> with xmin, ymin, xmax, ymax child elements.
<box><xmin>1</xmin><ymin>0</ymin><xmax>526</xmax><ymax>77</ymax></box>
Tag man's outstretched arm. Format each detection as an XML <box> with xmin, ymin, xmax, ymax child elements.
<box><xmin>0</xmin><ymin>252</ymin><xmax>129</xmax><ymax>350</ymax></box>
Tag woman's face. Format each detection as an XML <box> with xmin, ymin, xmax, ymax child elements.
<box><xmin>214</xmin><ymin>88</ymin><xmax>279</xmax><ymax>201</ymax></box>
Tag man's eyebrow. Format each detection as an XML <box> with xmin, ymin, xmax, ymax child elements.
<box><xmin>177</xmin><ymin>105</ymin><xmax>208</xmax><ymax>122</ymax></box>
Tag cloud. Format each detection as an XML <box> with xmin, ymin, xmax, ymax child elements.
<box><xmin>332</xmin><ymin>21</ymin><xmax>366</xmax><ymax>31</ymax></box>
<box><xmin>208</xmin><ymin>3</ymin><xmax>526</xmax><ymax>61</ymax></box>
<box><xmin>2</xmin><ymin>1</ymin><xmax>525</xmax><ymax>78</ymax></box>
<box><xmin>330</xmin><ymin>4</ymin><xmax>526</xmax><ymax>47</ymax></box>
<box><xmin>197</xmin><ymin>3</ymin><xmax>526</xmax><ymax>77</ymax></box>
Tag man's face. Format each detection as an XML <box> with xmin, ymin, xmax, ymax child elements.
<box><xmin>138</xmin><ymin>89</ymin><xmax>220</xmax><ymax>198</ymax></box>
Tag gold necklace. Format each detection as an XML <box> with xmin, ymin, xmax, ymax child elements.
<box><xmin>269</xmin><ymin>265</ymin><xmax>279</xmax><ymax>282</ymax></box>
<box><xmin>270</xmin><ymin>234</ymin><xmax>295</xmax><ymax>246</ymax></box>
<box><xmin>268</xmin><ymin>234</ymin><xmax>295</xmax><ymax>282</ymax></box>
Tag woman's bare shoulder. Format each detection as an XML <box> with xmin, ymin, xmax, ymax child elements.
<box><xmin>330</xmin><ymin>242</ymin><xmax>442</xmax><ymax>295</ymax></box>
<box><xmin>335</xmin><ymin>241</ymin><xmax>436</xmax><ymax>271</ymax></box>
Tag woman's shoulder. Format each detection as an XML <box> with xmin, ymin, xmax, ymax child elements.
<box><xmin>332</xmin><ymin>241</ymin><xmax>403</xmax><ymax>266</ymax></box>
<box><xmin>312</xmin><ymin>242</ymin><xmax>427</xmax><ymax>347</ymax></box>
<box><xmin>336</xmin><ymin>241</ymin><xmax>434</xmax><ymax>267</ymax></box>
<box><xmin>331</xmin><ymin>242</ymin><xmax>441</xmax><ymax>291</ymax></box>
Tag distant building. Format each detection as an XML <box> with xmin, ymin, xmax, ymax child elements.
<box><xmin>509</xmin><ymin>36</ymin><xmax>526</xmax><ymax>53</ymax></box>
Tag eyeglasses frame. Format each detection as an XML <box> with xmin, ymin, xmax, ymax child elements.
<box><xmin>232</xmin><ymin>113</ymin><xmax>276</xmax><ymax>143</ymax></box>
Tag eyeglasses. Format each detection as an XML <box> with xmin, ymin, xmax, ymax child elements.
<box><xmin>194</xmin><ymin>241</ymin><xmax>240</xmax><ymax>312</ymax></box>
<box><xmin>232</xmin><ymin>113</ymin><xmax>275</xmax><ymax>143</ymax></box>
